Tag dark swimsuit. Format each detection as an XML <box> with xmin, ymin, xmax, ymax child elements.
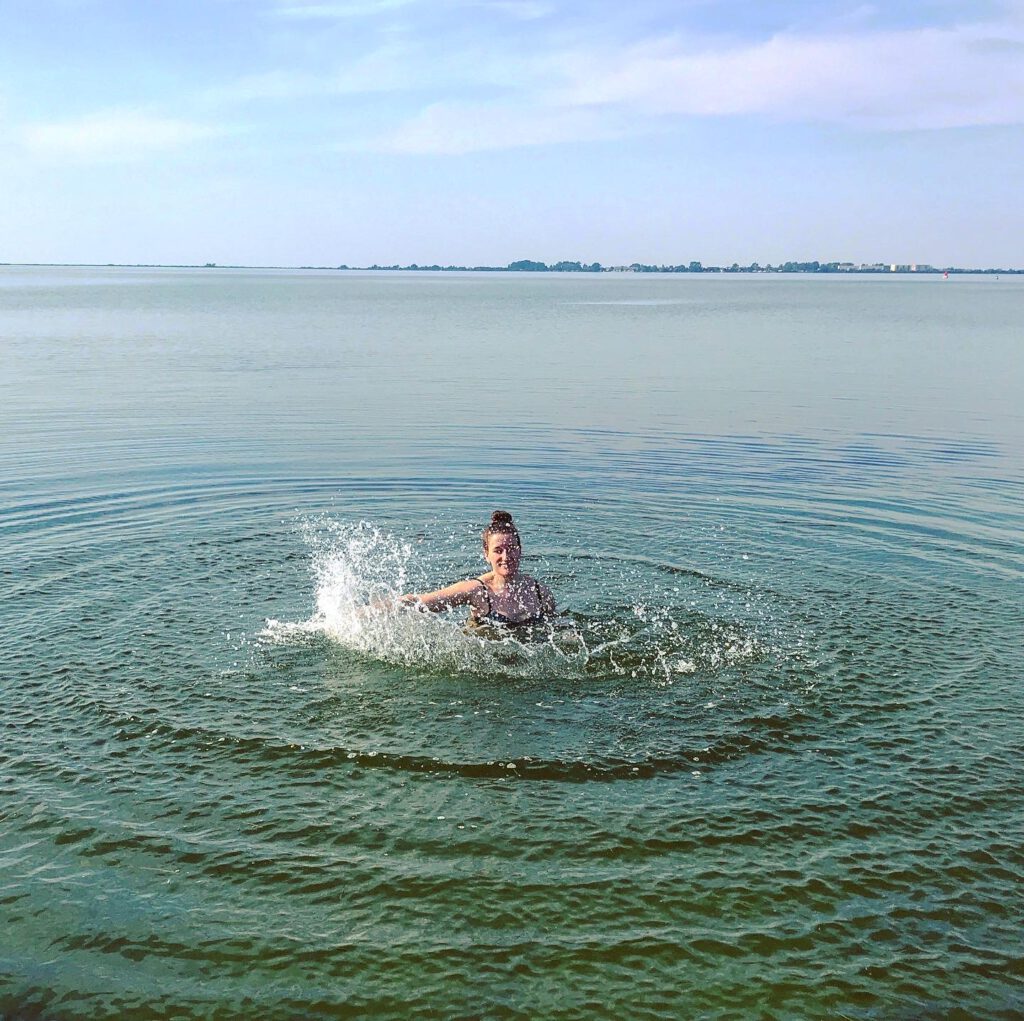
<box><xmin>470</xmin><ymin>578</ymin><xmax>548</xmax><ymax>627</ymax></box>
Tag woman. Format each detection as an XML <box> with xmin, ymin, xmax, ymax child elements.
<box><xmin>400</xmin><ymin>511</ymin><xmax>555</xmax><ymax>627</ymax></box>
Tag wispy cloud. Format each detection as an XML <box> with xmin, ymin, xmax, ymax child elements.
<box><xmin>361</xmin><ymin>8</ymin><xmax>1024</xmax><ymax>152</ymax></box>
<box><xmin>22</xmin><ymin>110</ymin><xmax>224</xmax><ymax>161</ymax></box>
<box><xmin>549</xmin><ymin>21</ymin><xmax>1024</xmax><ymax>129</ymax></box>
<box><xmin>26</xmin><ymin>2</ymin><xmax>1022</xmax><ymax>166</ymax></box>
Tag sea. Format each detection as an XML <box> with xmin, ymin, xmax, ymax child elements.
<box><xmin>2</xmin><ymin>266</ymin><xmax>1022</xmax><ymax>1020</ymax></box>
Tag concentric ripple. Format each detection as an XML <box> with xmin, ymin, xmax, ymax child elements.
<box><xmin>3</xmin><ymin>268</ymin><xmax>1023</xmax><ymax>1020</ymax></box>
<box><xmin>3</xmin><ymin>444</ymin><xmax>1020</xmax><ymax>1019</ymax></box>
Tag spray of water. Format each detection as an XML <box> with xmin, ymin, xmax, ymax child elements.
<box><xmin>262</xmin><ymin>518</ymin><xmax>780</xmax><ymax>681</ymax></box>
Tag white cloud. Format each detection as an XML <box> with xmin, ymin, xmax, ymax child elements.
<box><xmin>90</xmin><ymin>3</ymin><xmax>1024</xmax><ymax>163</ymax></box>
<box><xmin>22</xmin><ymin>110</ymin><xmax>223</xmax><ymax>161</ymax></box>
<box><xmin>550</xmin><ymin>20</ymin><xmax>1024</xmax><ymax>130</ymax></box>
<box><xmin>364</xmin><ymin>11</ymin><xmax>1024</xmax><ymax>154</ymax></box>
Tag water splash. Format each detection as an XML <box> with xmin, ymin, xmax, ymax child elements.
<box><xmin>262</xmin><ymin>518</ymin><xmax>780</xmax><ymax>681</ymax></box>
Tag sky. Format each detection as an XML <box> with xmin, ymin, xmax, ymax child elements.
<box><xmin>1</xmin><ymin>0</ymin><xmax>1023</xmax><ymax>267</ymax></box>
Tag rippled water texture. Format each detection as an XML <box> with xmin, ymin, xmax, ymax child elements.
<box><xmin>2</xmin><ymin>268</ymin><xmax>1023</xmax><ymax>1019</ymax></box>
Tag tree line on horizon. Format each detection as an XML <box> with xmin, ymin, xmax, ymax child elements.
<box><xmin>335</xmin><ymin>259</ymin><xmax>1022</xmax><ymax>275</ymax></box>
<box><xmin>6</xmin><ymin>259</ymin><xmax>1019</xmax><ymax>274</ymax></box>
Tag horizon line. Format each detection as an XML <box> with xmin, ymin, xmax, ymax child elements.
<box><xmin>2</xmin><ymin>260</ymin><xmax>1022</xmax><ymax>275</ymax></box>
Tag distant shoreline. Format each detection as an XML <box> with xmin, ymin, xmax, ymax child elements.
<box><xmin>2</xmin><ymin>260</ymin><xmax>1021</xmax><ymax>275</ymax></box>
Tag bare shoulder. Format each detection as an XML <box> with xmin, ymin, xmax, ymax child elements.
<box><xmin>438</xmin><ymin>577</ymin><xmax>486</xmax><ymax>599</ymax></box>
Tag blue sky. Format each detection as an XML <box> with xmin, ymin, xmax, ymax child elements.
<box><xmin>2</xmin><ymin>0</ymin><xmax>1023</xmax><ymax>266</ymax></box>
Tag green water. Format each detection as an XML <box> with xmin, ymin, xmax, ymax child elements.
<box><xmin>2</xmin><ymin>268</ymin><xmax>1022</xmax><ymax>1019</ymax></box>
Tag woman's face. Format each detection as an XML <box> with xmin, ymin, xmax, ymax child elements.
<box><xmin>485</xmin><ymin>532</ymin><xmax>521</xmax><ymax>579</ymax></box>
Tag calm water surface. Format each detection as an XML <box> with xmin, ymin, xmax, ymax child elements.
<box><xmin>2</xmin><ymin>268</ymin><xmax>1023</xmax><ymax>1019</ymax></box>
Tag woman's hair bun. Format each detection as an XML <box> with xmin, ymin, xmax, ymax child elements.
<box><xmin>482</xmin><ymin>509</ymin><xmax>520</xmax><ymax>549</ymax></box>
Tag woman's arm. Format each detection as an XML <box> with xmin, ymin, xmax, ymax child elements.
<box><xmin>399</xmin><ymin>578</ymin><xmax>480</xmax><ymax>612</ymax></box>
